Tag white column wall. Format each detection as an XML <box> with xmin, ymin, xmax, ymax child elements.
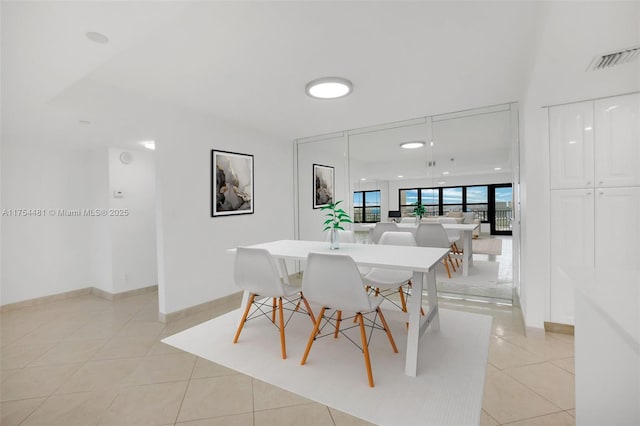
<box><xmin>519</xmin><ymin>1</ymin><xmax>640</xmax><ymax>327</ymax></box>
<box><xmin>155</xmin><ymin>111</ymin><xmax>294</xmax><ymax>315</ymax></box>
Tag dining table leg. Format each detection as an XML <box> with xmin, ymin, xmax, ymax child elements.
<box><xmin>405</xmin><ymin>271</ymin><xmax>424</xmax><ymax>377</ymax></box>
<box><xmin>462</xmin><ymin>230</ymin><xmax>473</xmax><ymax>276</ymax></box>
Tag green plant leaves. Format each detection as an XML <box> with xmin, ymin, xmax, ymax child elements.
<box><xmin>320</xmin><ymin>199</ymin><xmax>352</xmax><ymax>230</ymax></box>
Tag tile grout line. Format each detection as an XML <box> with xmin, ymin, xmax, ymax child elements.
<box><xmin>172</xmin><ymin>352</ymin><xmax>198</xmax><ymax>425</ymax></box>
<box><xmin>498</xmin><ymin>408</ymin><xmax>570</xmax><ymax>425</ymax></box>
<box><xmin>498</xmin><ymin>365</ymin><xmax>574</xmax><ymax>413</ymax></box>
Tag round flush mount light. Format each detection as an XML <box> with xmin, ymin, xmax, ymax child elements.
<box><xmin>305</xmin><ymin>77</ymin><xmax>353</xmax><ymax>99</ymax></box>
<box><xmin>86</xmin><ymin>31</ymin><xmax>109</xmax><ymax>44</ymax></box>
<box><xmin>400</xmin><ymin>141</ymin><xmax>425</xmax><ymax>150</ymax></box>
<box><xmin>494</xmin><ymin>167</ymin><xmax>502</xmax><ymax>171</ymax></box>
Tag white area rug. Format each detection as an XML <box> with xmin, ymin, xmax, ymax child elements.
<box><xmin>162</xmin><ymin>305</ymin><xmax>492</xmax><ymax>426</ymax></box>
<box><xmin>472</xmin><ymin>238</ymin><xmax>502</xmax><ymax>256</ymax></box>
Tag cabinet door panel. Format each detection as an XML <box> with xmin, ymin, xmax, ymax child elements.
<box><xmin>549</xmin><ymin>102</ymin><xmax>594</xmax><ymax>189</ymax></box>
<box><xmin>550</xmin><ymin>189</ymin><xmax>595</xmax><ymax>325</ymax></box>
<box><xmin>595</xmin><ymin>93</ymin><xmax>640</xmax><ymax>187</ymax></box>
<box><xmin>595</xmin><ymin>187</ymin><xmax>640</xmax><ymax>269</ymax></box>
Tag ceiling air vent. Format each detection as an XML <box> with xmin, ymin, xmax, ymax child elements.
<box><xmin>587</xmin><ymin>45</ymin><xmax>640</xmax><ymax>71</ymax></box>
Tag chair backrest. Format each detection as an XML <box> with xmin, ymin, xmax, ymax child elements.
<box><xmin>399</xmin><ymin>217</ymin><xmax>415</xmax><ymax>223</ymax></box>
<box><xmin>415</xmin><ymin>223</ymin><xmax>451</xmax><ymax>249</ymax></box>
<box><xmin>303</xmin><ymin>253</ymin><xmax>373</xmax><ymax>313</ymax></box>
<box><xmin>323</xmin><ymin>229</ymin><xmax>356</xmax><ymax>243</ymax></box>
<box><xmin>378</xmin><ymin>231</ymin><xmax>417</xmax><ymax>247</ymax></box>
<box><xmin>372</xmin><ymin>222</ymin><xmax>398</xmax><ymax>244</ymax></box>
<box><xmin>462</xmin><ymin>212</ymin><xmax>476</xmax><ymax>224</ymax></box>
<box><xmin>234</xmin><ymin>247</ymin><xmax>287</xmax><ymax>297</ymax></box>
<box><xmin>438</xmin><ymin>217</ymin><xmax>462</xmax><ymax>239</ymax></box>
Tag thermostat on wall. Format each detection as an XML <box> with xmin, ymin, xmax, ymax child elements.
<box><xmin>113</xmin><ymin>191</ymin><xmax>124</xmax><ymax>198</ymax></box>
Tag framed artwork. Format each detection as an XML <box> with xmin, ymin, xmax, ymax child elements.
<box><xmin>211</xmin><ymin>150</ymin><xmax>254</xmax><ymax>217</ymax></box>
<box><xmin>313</xmin><ymin>164</ymin><xmax>334</xmax><ymax>209</ymax></box>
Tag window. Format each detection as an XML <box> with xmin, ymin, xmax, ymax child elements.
<box><xmin>420</xmin><ymin>189</ymin><xmax>439</xmax><ymax>216</ymax></box>
<box><xmin>399</xmin><ymin>189</ymin><xmax>418</xmax><ymax>217</ymax></box>
<box><xmin>465</xmin><ymin>185</ymin><xmax>488</xmax><ymax>221</ymax></box>
<box><xmin>442</xmin><ymin>187</ymin><xmax>462</xmax><ymax>214</ymax></box>
<box><xmin>353</xmin><ymin>190</ymin><xmax>381</xmax><ymax>223</ymax></box>
<box><xmin>397</xmin><ymin>183</ymin><xmax>508</xmax><ymax>224</ymax></box>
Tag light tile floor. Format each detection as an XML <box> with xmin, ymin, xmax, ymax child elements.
<box><xmin>0</xmin><ymin>291</ymin><xmax>574</xmax><ymax>426</ymax></box>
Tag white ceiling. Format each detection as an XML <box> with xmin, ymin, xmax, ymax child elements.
<box><xmin>2</xmin><ymin>1</ymin><xmax>544</xmax><ymax>149</ymax></box>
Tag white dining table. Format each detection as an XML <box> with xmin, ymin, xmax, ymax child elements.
<box><xmin>229</xmin><ymin>239</ymin><xmax>450</xmax><ymax>377</ymax></box>
<box><xmin>360</xmin><ymin>222</ymin><xmax>479</xmax><ymax>276</ymax></box>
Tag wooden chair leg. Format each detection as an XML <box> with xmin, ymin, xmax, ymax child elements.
<box><xmin>301</xmin><ymin>307</ymin><xmax>326</xmax><ymax>365</ymax></box>
<box><xmin>278</xmin><ymin>297</ymin><xmax>286</xmax><ymax>359</ymax></box>
<box><xmin>443</xmin><ymin>259</ymin><xmax>452</xmax><ymax>279</ymax></box>
<box><xmin>334</xmin><ymin>310</ymin><xmax>342</xmax><ymax>338</ymax></box>
<box><xmin>233</xmin><ymin>293</ymin><xmax>256</xmax><ymax>343</ymax></box>
<box><xmin>377</xmin><ymin>307</ymin><xmax>398</xmax><ymax>353</ymax></box>
<box><xmin>300</xmin><ymin>293</ymin><xmax>316</xmax><ymax>325</ymax></box>
<box><xmin>448</xmin><ymin>255</ymin><xmax>456</xmax><ymax>272</ymax></box>
<box><xmin>398</xmin><ymin>287</ymin><xmax>407</xmax><ymax>312</ymax></box>
<box><xmin>272</xmin><ymin>298</ymin><xmax>277</xmax><ymax>323</ymax></box>
<box><xmin>358</xmin><ymin>313</ymin><xmax>375</xmax><ymax>387</ymax></box>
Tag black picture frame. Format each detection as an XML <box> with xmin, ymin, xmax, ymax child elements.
<box><xmin>211</xmin><ymin>150</ymin><xmax>254</xmax><ymax>217</ymax></box>
<box><xmin>313</xmin><ymin>163</ymin><xmax>335</xmax><ymax>209</ymax></box>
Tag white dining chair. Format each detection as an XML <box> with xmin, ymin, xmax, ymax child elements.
<box><xmin>362</xmin><ymin>231</ymin><xmax>417</xmax><ymax>314</ymax></box>
<box><xmin>300</xmin><ymin>252</ymin><xmax>398</xmax><ymax>387</ymax></box>
<box><xmin>233</xmin><ymin>247</ymin><xmax>316</xmax><ymax>359</ymax></box>
<box><xmin>399</xmin><ymin>217</ymin><xmax>415</xmax><ymax>223</ymax></box>
<box><xmin>371</xmin><ymin>222</ymin><xmax>398</xmax><ymax>244</ymax></box>
<box><xmin>438</xmin><ymin>217</ymin><xmax>462</xmax><ymax>266</ymax></box>
<box><xmin>415</xmin><ymin>223</ymin><xmax>456</xmax><ymax>279</ymax></box>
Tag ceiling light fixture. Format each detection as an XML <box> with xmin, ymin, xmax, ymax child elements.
<box><xmin>400</xmin><ymin>141</ymin><xmax>425</xmax><ymax>150</ymax></box>
<box><xmin>438</xmin><ymin>181</ymin><xmax>446</xmax><ymax>185</ymax></box>
<box><xmin>140</xmin><ymin>140</ymin><xmax>156</xmax><ymax>150</ymax></box>
<box><xmin>442</xmin><ymin>171</ymin><xmax>449</xmax><ymax>175</ymax></box>
<box><xmin>360</xmin><ymin>178</ymin><xmax>366</xmax><ymax>181</ymax></box>
<box><xmin>86</xmin><ymin>31</ymin><xmax>109</xmax><ymax>44</ymax></box>
<box><xmin>397</xmin><ymin>175</ymin><xmax>404</xmax><ymax>178</ymax></box>
<box><xmin>305</xmin><ymin>77</ymin><xmax>353</xmax><ymax>99</ymax></box>
<box><xmin>584</xmin><ymin>126</ymin><xmax>593</xmax><ymax>131</ymax></box>
<box><xmin>494</xmin><ymin>167</ymin><xmax>502</xmax><ymax>171</ymax></box>
<box><xmin>78</xmin><ymin>120</ymin><xmax>91</xmax><ymax>125</ymax></box>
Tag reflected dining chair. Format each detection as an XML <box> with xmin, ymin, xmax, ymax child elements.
<box><xmin>300</xmin><ymin>252</ymin><xmax>398</xmax><ymax>387</ymax></box>
<box><xmin>233</xmin><ymin>247</ymin><xmax>316</xmax><ymax>359</ymax></box>
<box><xmin>362</xmin><ymin>231</ymin><xmax>417</xmax><ymax>314</ymax></box>
<box><xmin>438</xmin><ymin>217</ymin><xmax>462</xmax><ymax>266</ymax></box>
<box><xmin>371</xmin><ymin>222</ymin><xmax>398</xmax><ymax>244</ymax></box>
<box><xmin>415</xmin><ymin>223</ymin><xmax>456</xmax><ymax>279</ymax></box>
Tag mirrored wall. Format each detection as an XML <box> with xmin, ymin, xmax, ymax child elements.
<box><xmin>295</xmin><ymin>103</ymin><xmax>520</xmax><ymax>303</ymax></box>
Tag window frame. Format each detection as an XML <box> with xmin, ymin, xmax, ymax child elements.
<box><xmin>353</xmin><ymin>190</ymin><xmax>381</xmax><ymax>223</ymax></box>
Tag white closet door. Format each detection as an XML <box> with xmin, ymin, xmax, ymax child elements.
<box><xmin>595</xmin><ymin>93</ymin><xmax>640</xmax><ymax>187</ymax></box>
<box><xmin>595</xmin><ymin>187</ymin><xmax>640</xmax><ymax>269</ymax></box>
<box><xmin>550</xmin><ymin>189</ymin><xmax>595</xmax><ymax>325</ymax></box>
<box><xmin>549</xmin><ymin>101</ymin><xmax>594</xmax><ymax>189</ymax></box>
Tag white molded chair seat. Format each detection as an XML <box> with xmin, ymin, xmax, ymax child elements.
<box><xmin>233</xmin><ymin>247</ymin><xmax>316</xmax><ymax>359</ymax></box>
<box><xmin>362</xmin><ymin>231</ymin><xmax>416</xmax><ymax>313</ymax></box>
<box><xmin>301</xmin><ymin>252</ymin><xmax>398</xmax><ymax>387</ymax></box>
<box><xmin>371</xmin><ymin>222</ymin><xmax>398</xmax><ymax>244</ymax></box>
<box><xmin>415</xmin><ymin>223</ymin><xmax>457</xmax><ymax>279</ymax></box>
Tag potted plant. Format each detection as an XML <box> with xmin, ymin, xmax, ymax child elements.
<box><xmin>321</xmin><ymin>200</ymin><xmax>353</xmax><ymax>250</ymax></box>
<box><xmin>413</xmin><ymin>201</ymin><xmax>426</xmax><ymax>224</ymax></box>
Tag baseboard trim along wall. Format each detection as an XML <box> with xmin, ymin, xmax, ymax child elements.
<box><xmin>158</xmin><ymin>291</ymin><xmax>243</xmax><ymax>323</ymax></box>
<box><xmin>0</xmin><ymin>285</ymin><xmax>158</xmax><ymax>312</ymax></box>
<box><xmin>544</xmin><ymin>321</ymin><xmax>575</xmax><ymax>335</ymax></box>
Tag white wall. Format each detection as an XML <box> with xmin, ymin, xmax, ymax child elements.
<box><xmin>89</xmin><ymin>148</ymin><xmax>113</xmax><ymax>293</ymax></box>
<box><xmin>155</xmin><ymin>111</ymin><xmax>294</xmax><ymax>315</ymax></box>
<box><xmin>296</xmin><ymin>134</ymin><xmax>349</xmax><ymax>242</ymax></box>
<box><xmin>108</xmin><ymin>147</ymin><xmax>157</xmax><ymax>293</ymax></box>
<box><xmin>519</xmin><ymin>1</ymin><xmax>640</xmax><ymax>327</ymax></box>
<box><xmin>1</xmin><ymin>143</ymin><xmax>94</xmax><ymax>304</ymax></box>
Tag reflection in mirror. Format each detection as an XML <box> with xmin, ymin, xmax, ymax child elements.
<box><xmin>295</xmin><ymin>103</ymin><xmax>519</xmax><ymax>304</ymax></box>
